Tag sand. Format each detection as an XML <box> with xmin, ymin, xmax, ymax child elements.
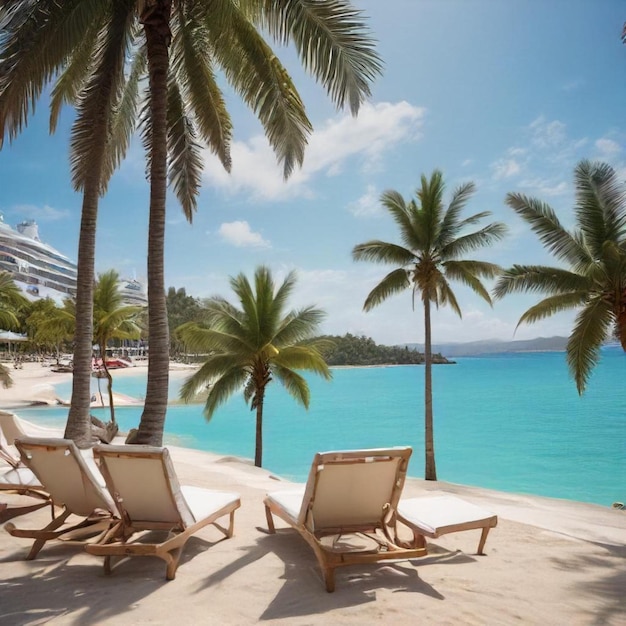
<box><xmin>0</xmin><ymin>364</ymin><xmax>625</xmax><ymax>625</ymax></box>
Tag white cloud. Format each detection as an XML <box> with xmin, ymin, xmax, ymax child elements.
<box><xmin>518</xmin><ymin>178</ymin><xmax>569</xmax><ymax>197</ymax></box>
<box><xmin>491</xmin><ymin>158</ymin><xmax>522</xmax><ymax>180</ymax></box>
<box><xmin>11</xmin><ymin>204</ymin><xmax>70</xmax><ymax>222</ymax></box>
<box><xmin>595</xmin><ymin>138</ymin><xmax>621</xmax><ymax>158</ymax></box>
<box><xmin>218</xmin><ymin>221</ymin><xmax>270</xmax><ymax>248</ymax></box>
<box><xmin>348</xmin><ymin>185</ymin><xmax>381</xmax><ymax>217</ymax></box>
<box><xmin>529</xmin><ymin>116</ymin><xmax>567</xmax><ymax>150</ymax></box>
<box><xmin>201</xmin><ymin>101</ymin><xmax>426</xmax><ymax>201</ymax></box>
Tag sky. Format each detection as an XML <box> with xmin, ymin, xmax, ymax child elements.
<box><xmin>1</xmin><ymin>0</ymin><xmax>625</xmax><ymax>346</ymax></box>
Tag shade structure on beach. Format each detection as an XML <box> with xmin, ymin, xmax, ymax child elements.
<box><xmin>0</xmin><ymin>331</ymin><xmax>28</xmax><ymax>344</ymax></box>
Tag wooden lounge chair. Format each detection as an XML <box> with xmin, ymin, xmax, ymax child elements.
<box><xmin>397</xmin><ymin>495</ymin><xmax>498</xmax><ymax>555</ymax></box>
<box><xmin>0</xmin><ymin>410</ymin><xmax>64</xmax><ymax>467</ymax></box>
<box><xmin>0</xmin><ymin>464</ymin><xmax>52</xmax><ymax>523</ymax></box>
<box><xmin>264</xmin><ymin>447</ymin><xmax>428</xmax><ymax>592</ymax></box>
<box><xmin>5</xmin><ymin>437</ymin><xmax>119</xmax><ymax>559</ymax></box>
<box><xmin>85</xmin><ymin>445</ymin><xmax>242</xmax><ymax>580</ymax></box>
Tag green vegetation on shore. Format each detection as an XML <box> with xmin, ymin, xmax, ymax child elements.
<box><xmin>321</xmin><ymin>333</ymin><xmax>453</xmax><ymax>367</ymax></box>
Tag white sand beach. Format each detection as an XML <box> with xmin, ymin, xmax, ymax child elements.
<box><xmin>1</xmin><ymin>364</ymin><xmax>625</xmax><ymax>625</ymax></box>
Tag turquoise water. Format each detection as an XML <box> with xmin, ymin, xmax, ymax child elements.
<box><xmin>18</xmin><ymin>350</ymin><xmax>626</xmax><ymax>507</ymax></box>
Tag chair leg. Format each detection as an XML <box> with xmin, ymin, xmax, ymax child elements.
<box><xmin>477</xmin><ymin>527</ymin><xmax>490</xmax><ymax>555</ymax></box>
<box><xmin>323</xmin><ymin>566</ymin><xmax>336</xmax><ymax>593</ymax></box>
<box><xmin>165</xmin><ymin>547</ymin><xmax>183</xmax><ymax>580</ymax></box>
<box><xmin>26</xmin><ymin>509</ymin><xmax>71</xmax><ymax>560</ymax></box>
<box><xmin>265</xmin><ymin>505</ymin><xmax>276</xmax><ymax>534</ymax></box>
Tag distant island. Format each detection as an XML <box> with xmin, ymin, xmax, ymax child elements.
<box><xmin>321</xmin><ymin>334</ymin><xmax>454</xmax><ymax>366</ymax></box>
<box><xmin>402</xmin><ymin>336</ymin><xmax>569</xmax><ymax>358</ymax></box>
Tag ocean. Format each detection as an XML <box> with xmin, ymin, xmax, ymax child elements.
<box><xmin>18</xmin><ymin>350</ymin><xmax>626</xmax><ymax>508</ymax></box>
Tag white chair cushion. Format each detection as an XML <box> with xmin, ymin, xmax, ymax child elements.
<box><xmin>180</xmin><ymin>485</ymin><xmax>240</xmax><ymax>526</ymax></box>
<box><xmin>265</xmin><ymin>487</ymin><xmax>306</xmax><ymax>524</ymax></box>
<box><xmin>398</xmin><ymin>495</ymin><xmax>496</xmax><ymax>537</ymax></box>
<box><xmin>0</xmin><ymin>466</ymin><xmax>43</xmax><ymax>489</ymax></box>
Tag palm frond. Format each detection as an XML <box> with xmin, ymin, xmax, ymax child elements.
<box><xmin>352</xmin><ymin>240</ymin><xmax>415</xmax><ymax>266</ymax></box>
<box><xmin>441</xmin><ymin>222</ymin><xmax>508</xmax><ymax>260</ymax></box>
<box><xmin>199</xmin><ymin>1</ymin><xmax>312</xmax><ymax>179</ymax></box>
<box><xmin>362</xmin><ymin>268</ymin><xmax>410</xmax><ymax>311</ymax></box>
<box><xmin>273</xmin><ymin>344</ymin><xmax>332</xmax><ymax>379</ymax></box>
<box><xmin>256</xmin><ymin>0</ymin><xmax>382</xmax><ymax>115</ymax></box>
<box><xmin>69</xmin><ymin>0</ymin><xmax>136</xmax><ymax>193</ymax></box>
<box><xmin>274</xmin><ymin>306</ymin><xmax>326</xmax><ymax>346</ymax></box>
<box><xmin>516</xmin><ymin>292</ymin><xmax>590</xmax><ymax>328</ymax></box>
<box><xmin>166</xmin><ymin>76</ymin><xmax>203</xmax><ymax>221</ymax></box>
<box><xmin>506</xmin><ymin>192</ymin><xmax>591</xmax><ymax>267</ymax></box>
<box><xmin>171</xmin><ymin>9</ymin><xmax>232</xmax><ymax>170</ymax></box>
<box><xmin>442</xmin><ymin>261</ymin><xmax>494</xmax><ymax>305</ymax></box>
<box><xmin>0</xmin><ymin>0</ymin><xmax>109</xmax><ymax>145</ymax></box>
<box><xmin>493</xmin><ymin>265</ymin><xmax>592</xmax><ymax>299</ymax></box>
<box><xmin>566</xmin><ymin>296</ymin><xmax>613</xmax><ymax>394</ymax></box>
<box><xmin>272</xmin><ymin>364</ymin><xmax>310</xmax><ymax>408</ymax></box>
<box><xmin>438</xmin><ymin>181</ymin><xmax>476</xmax><ymax>247</ymax></box>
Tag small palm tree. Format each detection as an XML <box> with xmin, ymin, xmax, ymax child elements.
<box><xmin>353</xmin><ymin>171</ymin><xmax>507</xmax><ymax>480</ymax></box>
<box><xmin>494</xmin><ymin>160</ymin><xmax>626</xmax><ymax>394</ymax></box>
<box><xmin>178</xmin><ymin>266</ymin><xmax>332</xmax><ymax>468</ymax></box>
<box><xmin>0</xmin><ymin>271</ymin><xmax>29</xmax><ymax>388</ymax></box>
<box><xmin>93</xmin><ymin>270</ymin><xmax>143</xmax><ymax>424</ymax></box>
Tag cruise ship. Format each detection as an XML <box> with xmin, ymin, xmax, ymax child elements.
<box><xmin>0</xmin><ymin>215</ymin><xmax>147</xmax><ymax>306</ymax></box>
<box><xmin>0</xmin><ymin>216</ymin><xmax>77</xmax><ymax>302</ymax></box>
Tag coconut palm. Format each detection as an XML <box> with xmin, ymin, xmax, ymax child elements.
<box><xmin>1</xmin><ymin>2</ymin><xmax>381</xmax><ymax>447</ymax></box>
<box><xmin>92</xmin><ymin>270</ymin><xmax>143</xmax><ymax>425</ymax></box>
<box><xmin>0</xmin><ymin>1</ymin><xmax>139</xmax><ymax>446</ymax></box>
<box><xmin>494</xmin><ymin>160</ymin><xmax>626</xmax><ymax>394</ymax></box>
<box><xmin>134</xmin><ymin>1</ymin><xmax>382</xmax><ymax>446</ymax></box>
<box><xmin>178</xmin><ymin>266</ymin><xmax>332</xmax><ymax>468</ymax></box>
<box><xmin>352</xmin><ymin>171</ymin><xmax>507</xmax><ymax>480</ymax></box>
<box><xmin>26</xmin><ymin>299</ymin><xmax>74</xmax><ymax>364</ymax></box>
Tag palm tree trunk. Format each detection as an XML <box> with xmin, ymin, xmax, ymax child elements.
<box><xmin>255</xmin><ymin>393</ymin><xmax>264</xmax><ymax>468</ymax></box>
<box><xmin>100</xmin><ymin>341</ymin><xmax>116</xmax><ymax>425</ymax></box>
<box><xmin>134</xmin><ymin>1</ymin><xmax>172</xmax><ymax>446</ymax></box>
<box><xmin>64</xmin><ymin>181</ymin><xmax>99</xmax><ymax>448</ymax></box>
<box><xmin>423</xmin><ymin>297</ymin><xmax>437</xmax><ymax>480</ymax></box>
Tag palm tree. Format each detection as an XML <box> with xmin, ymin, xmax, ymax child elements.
<box><xmin>0</xmin><ymin>1</ymin><xmax>139</xmax><ymax>447</ymax></box>
<box><xmin>26</xmin><ymin>299</ymin><xmax>74</xmax><ymax>364</ymax></box>
<box><xmin>494</xmin><ymin>160</ymin><xmax>626</xmax><ymax>394</ymax></box>
<box><xmin>352</xmin><ymin>171</ymin><xmax>507</xmax><ymax>480</ymax></box>
<box><xmin>134</xmin><ymin>1</ymin><xmax>382</xmax><ymax>446</ymax></box>
<box><xmin>92</xmin><ymin>270</ymin><xmax>143</xmax><ymax>425</ymax></box>
<box><xmin>178</xmin><ymin>266</ymin><xmax>332</xmax><ymax>468</ymax></box>
<box><xmin>0</xmin><ymin>271</ymin><xmax>29</xmax><ymax>388</ymax></box>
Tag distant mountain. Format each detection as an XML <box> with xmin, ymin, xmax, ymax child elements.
<box><xmin>402</xmin><ymin>336</ymin><xmax>568</xmax><ymax>357</ymax></box>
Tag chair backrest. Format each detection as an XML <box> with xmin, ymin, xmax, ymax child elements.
<box><xmin>15</xmin><ymin>437</ymin><xmax>116</xmax><ymax>517</ymax></box>
<box><xmin>298</xmin><ymin>447</ymin><xmax>412</xmax><ymax>531</ymax></box>
<box><xmin>0</xmin><ymin>411</ymin><xmax>26</xmax><ymax>445</ymax></box>
<box><xmin>0</xmin><ymin>411</ymin><xmax>64</xmax><ymax>444</ymax></box>
<box><xmin>93</xmin><ymin>445</ymin><xmax>194</xmax><ymax>529</ymax></box>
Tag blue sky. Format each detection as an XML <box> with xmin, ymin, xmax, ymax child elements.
<box><xmin>1</xmin><ymin>0</ymin><xmax>625</xmax><ymax>346</ymax></box>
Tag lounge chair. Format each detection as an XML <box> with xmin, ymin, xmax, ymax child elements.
<box><xmin>0</xmin><ymin>410</ymin><xmax>64</xmax><ymax>466</ymax></box>
<box><xmin>85</xmin><ymin>444</ymin><xmax>242</xmax><ymax>580</ymax></box>
<box><xmin>397</xmin><ymin>495</ymin><xmax>498</xmax><ymax>555</ymax></box>
<box><xmin>5</xmin><ymin>437</ymin><xmax>119</xmax><ymax>559</ymax></box>
<box><xmin>0</xmin><ymin>464</ymin><xmax>52</xmax><ymax>523</ymax></box>
<box><xmin>264</xmin><ymin>447</ymin><xmax>428</xmax><ymax>592</ymax></box>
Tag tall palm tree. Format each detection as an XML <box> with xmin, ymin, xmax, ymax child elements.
<box><xmin>494</xmin><ymin>160</ymin><xmax>626</xmax><ymax>394</ymax></box>
<box><xmin>178</xmin><ymin>266</ymin><xmax>332</xmax><ymax>468</ymax></box>
<box><xmin>352</xmin><ymin>171</ymin><xmax>507</xmax><ymax>480</ymax></box>
<box><xmin>0</xmin><ymin>1</ymin><xmax>139</xmax><ymax>447</ymax></box>
<box><xmin>134</xmin><ymin>0</ymin><xmax>382</xmax><ymax>445</ymax></box>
